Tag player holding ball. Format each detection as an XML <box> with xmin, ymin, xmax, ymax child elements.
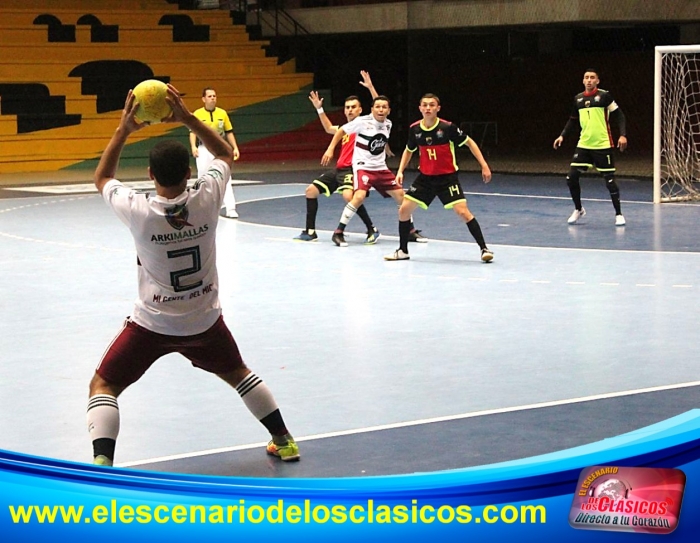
<box><xmin>86</xmin><ymin>84</ymin><xmax>300</xmax><ymax>467</ymax></box>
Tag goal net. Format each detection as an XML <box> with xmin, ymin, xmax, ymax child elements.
<box><xmin>654</xmin><ymin>45</ymin><xmax>700</xmax><ymax>203</ymax></box>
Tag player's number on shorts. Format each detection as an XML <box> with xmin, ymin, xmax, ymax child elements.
<box><xmin>167</xmin><ymin>246</ymin><xmax>203</xmax><ymax>292</ymax></box>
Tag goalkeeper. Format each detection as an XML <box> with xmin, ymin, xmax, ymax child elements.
<box><xmin>553</xmin><ymin>69</ymin><xmax>628</xmax><ymax>226</ymax></box>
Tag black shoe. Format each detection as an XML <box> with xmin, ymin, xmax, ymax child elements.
<box><xmin>332</xmin><ymin>232</ymin><xmax>348</xmax><ymax>247</ymax></box>
<box><xmin>365</xmin><ymin>227</ymin><xmax>380</xmax><ymax>245</ymax></box>
<box><xmin>408</xmin><ymin>230</ymin><xmax>428</xmax><ymax>243</ymax></box>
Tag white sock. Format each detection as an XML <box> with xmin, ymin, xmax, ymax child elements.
<box><xmin>87</xmin><ymin>394</ymin><xmax>120</xmax><ymax>442</ymax></box>
<box><xmin>235</xmin><ymin>373</ymin><xmax>278</xmax><ymax>420</ymax></box>
<box><xmin>340</xmin><ymin>203</ymin><xmax>358</xmax><ymax>226</ymax></box>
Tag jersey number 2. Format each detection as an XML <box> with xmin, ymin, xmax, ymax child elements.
<box><xmin>167</xmin><ymin>246</ymin><xmax>203</xmax><ymax>292</ymax></box>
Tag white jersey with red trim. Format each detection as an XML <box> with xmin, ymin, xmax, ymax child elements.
<box><xmin>102</xmin><ymin>159</ymin><xmax>230</xmax><ymax>336</ymax></box>
<box><xmin>342</xmin><ymin>113</ymin><xmax>392</xmax><ymax>171</ymax></box>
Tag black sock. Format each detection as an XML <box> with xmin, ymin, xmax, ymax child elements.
<box><xmin>611</xmin><ymin>197</ymin><xmax>622</xmax><ymax>215</ymax></box>
<box><xmin>606</xmin><ymin>179</ymin><xmax>622</xmax><ymax>215</ymax></box>
<box><xmin>356</xmin><ymin>205</ymin><xmax>374</xmax><ymax>231</ymax></box>
<box><xmin>305</xmin><ymin>198</ymin><xmax>318</xmax><ymax>232</ymax></box>
<box><xmin>260</xmin><ymin>409</ymin><xmax>289</xmax><ymax>438</ymax></box>
<box><xmin>93</xmin><ymin>438</ymin><xmax>116</xmax><ymax>460</ymax></box>
<box><xmin>568</xmin><ymin>179</ymin><xmax>582</xmax><ymax>209</ymax></box>
<box><xmin>399</xmin><ymin>220</ymin><xmax>411</xmax><ymax>253</ymax></box>
<box><xmin>467</xmin><ymin>217</ymin><xmax>487</xmax><ymax>250</ymax></box>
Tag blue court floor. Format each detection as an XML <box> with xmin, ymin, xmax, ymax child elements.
<box><xmin>1</xmin><ymin>171</ymin><xmax>699</xmax><ymax>476</ymax></box>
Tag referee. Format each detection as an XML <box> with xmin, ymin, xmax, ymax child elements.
<box><xmin>189</xmin><ymin>87</ymin><xmax>240</xmax><ymax>218</ymax></box>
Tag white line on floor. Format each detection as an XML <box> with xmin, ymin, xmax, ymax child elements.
<box><xmin>120</xmin><ymin>379</ymin><xmax>700</xmax><ymax>468</ymax></box>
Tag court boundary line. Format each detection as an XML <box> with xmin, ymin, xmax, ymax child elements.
<box><xmin>120</xmin><ymin>379</ymin><xmax>700</xmax><ymax>467</ymax></box>
<box><xmin>0</xmin><ymin>181</ymin><xmax>661</xmax><ymax>206</ymax></box>
<box><xmin>2</xmin><ymin>189</ymin><xmax>699</xmax><ymax>256</ymax></box>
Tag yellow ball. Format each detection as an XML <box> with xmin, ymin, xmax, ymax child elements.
<box><xmin>132</xmin><ymin>80</ymin><xmax>171</xmax><ymax>124</ymax></box>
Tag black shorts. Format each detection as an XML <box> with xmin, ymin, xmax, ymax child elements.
<box><xmin>312</xmin><ymin>167</ymin><xmax>354</xmax><ymax>196</ymax></box>
<box><xmin>571</xmin><ymin>148</ymin><xmax>616</xmax><ymax>173</ymax></box>
<box><xmin>404</xmin><ymin>172</ymin><xmax>465</xmax><ymax>209</ymax></box>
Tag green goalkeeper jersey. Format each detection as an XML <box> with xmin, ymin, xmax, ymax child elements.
<box><xmin>570</xmin><ymin>89</ymin><xmax>619</xmax><ymax>150</ymax></box>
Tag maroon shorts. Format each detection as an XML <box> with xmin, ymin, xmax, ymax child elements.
<box><xmin>95</xmin><ymin>316</ymin><xmax>245</xmax><ymax>387</ymax></box>
<box><xmin>354</xmin><ymin>168</ymin><xmax>402</xmax><ymax>198</ymax></box>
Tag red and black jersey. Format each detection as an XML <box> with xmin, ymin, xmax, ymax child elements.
<box><xmin>336</xmin><ymin>132</ymin><xmax>356</xmax><ymax>169</ymax></box>
<box><xmin>406</xmin><ymin>118</ymin><xmax>469</xmax><ymax>175</ymax></box>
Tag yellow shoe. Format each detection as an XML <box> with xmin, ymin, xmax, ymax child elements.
<box><xmin>93</xmin><ymin>455</ymin><xmax>113</xmax><ymax>466</ymax></box>
<box><xmin>266</xmin><ymin>437</ymin><xmax>300</xmax><ymax>462</ymax></box>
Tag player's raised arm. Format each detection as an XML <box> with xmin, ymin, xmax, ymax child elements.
<box><xmin>309</xmin><ymin>90</ymin><xmax>337</xmax><ymax>135</ymax></box>
<box><xmin>359</xmin><ymin>70</ymin><xmax>379</xmax><ymax>99</ymax></box>
<box><xmin>94</xmin><ymin>90</ymin><xmax>145</xmax><ymax>193</ymax></box>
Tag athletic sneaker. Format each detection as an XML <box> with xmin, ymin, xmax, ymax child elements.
<box><xmin>93</xmin><ymin>455</ymin><xmax>113</xmax><ymax>467</ymax></box>
<box><xmin>266</xmin><ymin>437</ymin><xmax>300</xmax><ymax>462</ymax></box>
<box><xmin>365</xmin><ymin>227</ymin><xmax>380</xmax><ymax>245</ymax></box>
<box><xmin>219</xmin><ymin>207</ymin><xmax>239</xmax><ymax>219</ymax></box>
<box><xmin>332</xmin><ymin>232</ymin><xmax>348</xmax><ymax>247</ymax></box>
<box><xmin>384</xmin><ymin>249</ymin><xmax>410</xmax><ymax>261</ymax></box>
<box><xmin>567</xmin><ymin>207</ymin><xmax>586</xmax><ymax>224</ymax></box>
<box><xmin>408</xmin><ymin>230</ymin><xmax>428</xmax><ymax>243</ymax></box>
<box><xmin>615</xmin><ymin>214</ymin><xmax>626</xmax><ymax>226</ymax></box>
<box><xmin>294</xmin><ymin>231</ymin><xmax>318</xmax><ymax>242</ymax></box>
<box><xmin>481</xmin><ymin>248</ymin><xmax>494</xmax><ymax>262</ymax></box>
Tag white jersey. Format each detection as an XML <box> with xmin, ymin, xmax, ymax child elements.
<box><xmin>342</xmin><ymin>113</ymin><xmax>392</xmax><ymax>171</ymax></box>
<box><xmin>102</xmin><ymin>159</ymin><xmax>230</xmax><ymax>336</ymax></box>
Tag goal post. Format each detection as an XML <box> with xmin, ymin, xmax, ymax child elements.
<box><xmin>654</xmin><ymin>44</ymin><xmax>700</xmax><ymax>203</ymax></box>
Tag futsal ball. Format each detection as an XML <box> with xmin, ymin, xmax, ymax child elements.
<box><xmin>132</xmin><ymin>79</ymin><xmax>171</xmax><ymax>124</ymax></box>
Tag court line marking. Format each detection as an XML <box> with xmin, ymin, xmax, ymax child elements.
<box><xmin>4</xmin><ymin>180</ymin><xmax>699</xmax><ymax>208</ymax></box>
<box><xmin>219</xmin><ymin>191</ymin><xmax>700</xmax><ymax>256</ymax></box>
<box><xmin>2</xmin><ymin>184</ymin><xmax>696</xmax><ymax>465</ymax></box>
<box><xmin>120</xmin><ymin>379</ymin><xmax>700</xmax><ymax>467</ymax></box>
<box><xmin>467</xmin><ymin>191</ymin><xmax>655</xmax><ymax>206</ymax></box>
<box><xmin>4</xmin><ymin>186</ymin><xmax>700</xmax><ymax>256</ymax></box>
<box><xmin>5</xmin><ymin>196</ymin><xmax>692</xmax><ymax>287</ymax></box>
<box><xmin>257</xmin><ymin>229</ymin><xmax>700</xmax><ymax>256</ymax></box>
<box><xmin>3</xmin><ymin>179</ymin><xmax>263</xmax><ymax>194</ymax></box>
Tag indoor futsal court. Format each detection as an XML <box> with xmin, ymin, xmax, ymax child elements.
<box><xmin>1</xmin><ymin>167</ymin><xmax>699</xmax><ymax>478</ymax></box>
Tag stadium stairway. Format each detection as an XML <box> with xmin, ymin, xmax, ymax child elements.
<box><xmin>0</xmin><ymin>0</ymin><xmax>328</xmax><ymax>174</ymax></box>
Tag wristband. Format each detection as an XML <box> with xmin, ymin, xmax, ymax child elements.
<box><xmin>316</xmin><ymin>108</ymin><xmax>324</xmax><ymax>115</ymax></box>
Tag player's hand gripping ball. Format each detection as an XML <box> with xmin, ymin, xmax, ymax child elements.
<box><xmin>132</xmin><ymin>80</ymin><xmax>172</xmax><ymax>124</ymax></box>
